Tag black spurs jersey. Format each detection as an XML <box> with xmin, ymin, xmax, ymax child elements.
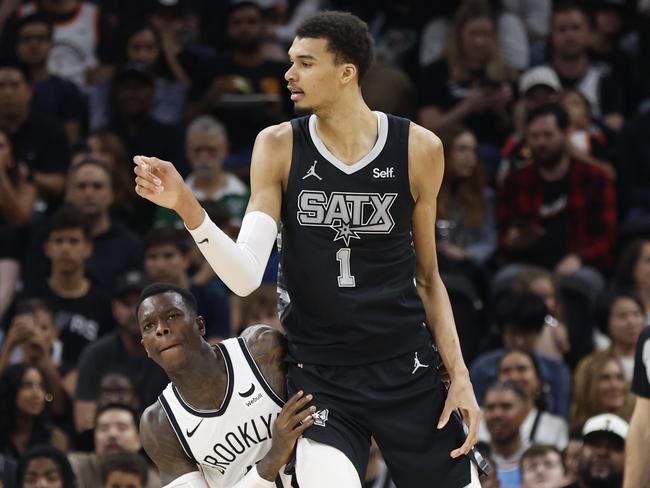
<box><xmin>278</xmin><ymin>111</ymin><xmax>429</xmax><ymax>365</ymax></box>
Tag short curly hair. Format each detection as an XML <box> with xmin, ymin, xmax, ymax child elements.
<box><xmin>295</xmin><ymin>11</ymin><xmax>374</xmax><ymax>84</ymax></box>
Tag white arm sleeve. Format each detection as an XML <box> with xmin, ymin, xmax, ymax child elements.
<box><xmin>163</xmin><ymin>472</ymin><xmax>209</xmax><ymax>488</ymax></box>
<box><xmin>186</xmin><ymin>210</ymin><xmax>278</xmax><ymax>297</ymax></box>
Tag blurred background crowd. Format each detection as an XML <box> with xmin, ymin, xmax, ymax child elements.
<box><xmin>0</xmin><ymin>0</ymin><xmax>649</xmax><ymax>487</ymax></box>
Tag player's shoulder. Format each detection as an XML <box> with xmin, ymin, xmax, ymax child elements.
<box><xmin>241</xmin><ymin>325</ymin><xmax>287</xmax><ymax>400</ymax></box>
<box><xmin>407</xmin><ymin>122</ymin><xmax>444</xmax><ymax>186</ymax></box>
<box><xmin>407</xmin><ymin>121</ymin><xmax>443</xmax><ymax>153</ymax></box>
<box><xmin>241</xmin><ymin>324</ymin><xmax>287</xmax><ymax>360</ymax></box>
<box><xmin>140</xmin><ymin>401</ymin><xmax>170</xmax><ymax>439</ymax></box>
<box><xmin>256</xmin><ymin>122</ymin><xmax>293</xmax><ymax>148</ymax></box>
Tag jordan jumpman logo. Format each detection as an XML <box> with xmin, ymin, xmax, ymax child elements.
<box><xmin>411</xmin><ymin>352</ymin><xmax>430</xmax><ymax>374</ymax></box>
<box><xmin>302</xmin><ymin>160</ymin><xmax>322</xmax><ymax>180</ymax></box>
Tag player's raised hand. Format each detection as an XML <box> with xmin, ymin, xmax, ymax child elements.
<box><xmin>133</xmin><ymin>155</ymin><xmax>186</xmax><ymax>210</ymax></box>
<box><xmin>257</xmin><ymin>391</ymin><xmax>316</xmax><ymax>481</ymax></box>
<box><xmin>437</xmin><ymin>375</ymin><xmax>481</xmax><ymax>459</ymax></box>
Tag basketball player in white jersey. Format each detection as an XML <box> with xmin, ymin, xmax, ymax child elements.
<box><xmin>137</xmin><ymin>283</ymin><xmax>315</xmax><ymax>487</ymax></box>
<box><xmin>134</xmin><ymin>10</ymin><xmax>481</xmax><ymax>488</ymax></box>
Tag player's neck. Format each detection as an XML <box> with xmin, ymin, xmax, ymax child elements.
<box><xmin>169</xmin><ymin>343</ymin><xmax>229</xmax><ymax>409</ymax></box>
<box><xmin>313</xmin><ymin>95</ymin><xmax>377</xmax><ymax>165</ymax></box>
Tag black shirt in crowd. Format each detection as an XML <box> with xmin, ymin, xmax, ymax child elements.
<box><xmin>75</xmin><ymin>331</ymin><xmax>168</xmax><ymax>412</ymax></box>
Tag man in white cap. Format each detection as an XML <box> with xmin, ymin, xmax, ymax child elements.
<box><xmin>564</xmin><ymin>413</ymin><xmax>627</xmax><ymax>488</ymax></box>
<box><xmin>498</xmin><ymin>65</ymin><xmax>562</xmax><ymax>180</ymax></box>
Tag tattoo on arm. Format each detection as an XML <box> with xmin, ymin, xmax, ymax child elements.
<box><xmin>140</xmin><ymin>404</ymin><xmax>198</xmax><ymax>485</ymax></box>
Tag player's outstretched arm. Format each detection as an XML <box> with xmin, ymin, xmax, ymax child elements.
<box><xmin>408</xmin><ymin>123</ymin><xmax>480</xmax><ymax>459</ymax></box>
<box><xmin>140</xmin><ymin>403</ymin><xmax>205</xmax><ymax>487</ymax></box>
<box><xmin>133</xmin><ymin>124</ymin><xmax>290</xmax><ymax>297</ymax></box>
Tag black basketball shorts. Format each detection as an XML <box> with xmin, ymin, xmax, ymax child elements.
<box><xmin>286</xmin><ymin>342</ymin><xmax>472</xmax><ymax>487</ymax></box>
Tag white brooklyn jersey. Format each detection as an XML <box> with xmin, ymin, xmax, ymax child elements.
<box><xmin>159</xmin><ymin>338</ymin><xmax>293</xmax><ymax>487</ymax></box>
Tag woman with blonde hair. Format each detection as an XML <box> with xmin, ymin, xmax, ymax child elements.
<box><xmin>571</xmin><ymin>350</ymin><xmax>635</xmax><ymax>429</ymax></box>
<box><xmin>418</xmin><ymin>0</ymin><xmax>518</xmax><ymax>173</ymax></box>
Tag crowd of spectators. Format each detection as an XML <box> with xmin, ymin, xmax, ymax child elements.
<box><xmin>0</xmin><ymin>0</ymin><xmax>649</xmax><ymax>487</ymax></box>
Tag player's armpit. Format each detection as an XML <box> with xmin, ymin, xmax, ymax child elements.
<box><xmin>140</xmin><ymin>403</ymin><xmax>198</xmax><ymax>486</ymax></box>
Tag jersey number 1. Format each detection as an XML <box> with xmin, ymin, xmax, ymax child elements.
<box><xmin>336</xmin><ymin>248</ymin><xmax>356</xmax><ymax>287</ymax></box>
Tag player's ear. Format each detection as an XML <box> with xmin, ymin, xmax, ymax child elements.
<box><xmin>196</xmin><ymin>316</ymin><xmax>206</xmax><ymax>336</ymax></box>
<box><xmin>340</xmin><ymin>63</ymin><xmax>357</xmax><ymax>85</ymax></box>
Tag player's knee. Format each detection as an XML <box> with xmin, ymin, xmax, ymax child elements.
<box><xmin>296</xmin><ymin>438</ymin><xmax>361</xmax><ymax>488</ymax></box>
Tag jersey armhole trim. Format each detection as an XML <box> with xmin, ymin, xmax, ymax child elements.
<box><xmin>238</xmin><ymin>337</ymin><xmax>285</xmax><ymax>408</ymax></box>
<box><xmin>158</xmin><ymin>396</ymin><xmax>198</xmax><ymax>464</ymax></box>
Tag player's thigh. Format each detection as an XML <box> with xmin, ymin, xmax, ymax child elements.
<box><xmin>287</xmin><ymin>363</ymin><xmax>371</xmax><ymax>482</ymax></box>
<box><xmin>295</xmin><ymin>438</ymin><xmax>362</xmax><ymax>488</ymax></box>
<box><xmin>368</xmin><ymin>345</ymin><xmax>472</xmax><ymax>487</ymax></box>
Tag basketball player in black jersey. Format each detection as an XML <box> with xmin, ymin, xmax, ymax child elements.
<box><xmin>137</xmin><ymin>283</ymin><xmax>316</xmax><ymax>487</ymax></box>
<box><xmin>134</xmin><ymin>11</ymin><xmax>481</xmax><ymax>487</ymax></box>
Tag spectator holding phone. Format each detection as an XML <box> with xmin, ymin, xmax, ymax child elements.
<box><xmin>418</xmin><ymin>0</ymin><xmax>518</xmax><ymax>173</ymax></box>
<box><xmin>496</xmin><ymin>104</ymin><xmax>616</xmax><ymax>275</ymax></box>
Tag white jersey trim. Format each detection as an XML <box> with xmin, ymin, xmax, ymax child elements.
<box><xmin>237</xmin><ymin>338</ymin><xmax>284</xmax><ymax>408</ymax></box>
<box><xmin>308</xmin><ymin>111</ymin><xmax>388</xmax><ymax>175</ymax></box>
<box><xmin>171</xmin><ymin>344</ymin><xmax>234</xmax><ymax>417</ymax></box>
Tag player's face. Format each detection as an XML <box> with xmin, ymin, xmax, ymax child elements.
<box><xmin>521</xmin><ymin>452</ymin><xmax>565</xmax><ymax>488</ymax></box>
<box><xmin>66</xmin><ymin>165</ymin><xmax>114</xmax><ymax>216</ymax></box>
<box><xmin>144</xmin><ymin>244</ymin><xmax>190</xmax><ymax>284</ymax></box>
<box><xmin>483</xmin><ymin>389</ymin><xmax>525</xmax><ymax>444</ymax></box>
<box><xmin>578</xmin><ymin>435</ymin><xmax>624</xmax><ymax>485</ymax></box>
<box><xmin>138</xmin><ymin>292</ymin><xmax>205</xmax><ymax>371</ymax></box>
<box><xmin>285</xmin><ymin>37</ymin><xmax>348</xmax><ymax>114</ymax></box>
<box><xmin>95</xmin><ymin>409</ymin><xmax>141</xmax><ymax>457</ymax></box>
<box><xmin>607</xmin><ymin>297</ymin><xmax>645</xmax><ymax>350</ymax></box>
<box><xmin>22</xmin><ymin>457</ymin><xmax>64</xmax><ymax>488</ymax></box>
<box><xmin>44</xmin><ymin>228</ymin><xmax>91</xmax><ymax>272</ymax></box>
<box><xmin>186</xmin><ymin>129</ymin><xmax>227</xmax><ymax>178</ymax></box>
<box><xmin>525</xmin><ymin>115</ymin><xmax>567</xmax><ymax>169</ymax></box>
<box><xmin>498</xmin><ymin>352</ymin><xmax>540</xmax><ymax>403</ymax></box>
<box><xmin>596</xmin><ymin>359</ymin><xmax>626</xmax><ymax>412</ymax></box>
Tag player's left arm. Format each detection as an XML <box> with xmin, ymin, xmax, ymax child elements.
<box><xmin>408</xmin><ymin>122</ymin><xmax>480</xmax><ymax>458</ymax></box>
